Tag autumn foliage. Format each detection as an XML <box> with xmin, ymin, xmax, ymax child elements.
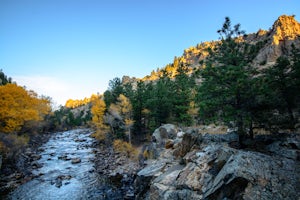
<box><xmin>0</xmin><ymin>83</ymin><xmax>51</xmax><ymax>133</ymax></box>
<box><xmin>113</xmin><ymin>139</ymin><xmax>138</xmax><ymax>160</ymax></box>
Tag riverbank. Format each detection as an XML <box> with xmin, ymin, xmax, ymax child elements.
<box><xmin>1</xmin><ymin>129</ymin><xmax>142</xmax><ymax>199</ymax></box>
<box><xmin>93</xmin><ymin>141</ymin><xmax>141</xmax><ymax>199</ymax></box>
<box><xmin>134</xmin><ymin>124</ymin><xmax>300</xmax><ymax>199</ymax></box>
<box><xmin>0</xmin><ymin>131</ymin><xmax>53</xmax><ymax>195</ymax></box>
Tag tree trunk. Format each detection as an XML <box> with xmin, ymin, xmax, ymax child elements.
<box><xmin>128</xmin><ymin>129</ymin><xmax>131</xmax><ymax>145</ymax></box>
<box><xmin>249</xmin><ymin>120</ymin><xmax>254</xmax><ymax>139</ymax></box>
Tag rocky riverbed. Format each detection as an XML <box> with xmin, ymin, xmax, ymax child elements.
<box><xmin>1</xmin><ymin>129</ymin><xmax>139</xmax><ymax>200</ymax></box>
<box><xmin>1</xmin><ymin>126</ymin><xmax>299</xmax><ymax>199</ymax></box>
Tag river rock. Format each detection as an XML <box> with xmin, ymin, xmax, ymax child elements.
<box><xmin>54</xmin><ymin>179</ymin><xmax>62</xmax><ymax>188</ymax></box>
<box><xmin>30</xmin><ymin>154</ymin><xmax>42</xmax><ymax>161</ymax></box>
<box><xmin>31</xmin><ymin>162</ymin><xmax>43</xmax><ymax>169</ymax></box>
<box><xmin>71</xmin><ymin>158</ymin><xmax>81</xmax><ymax>164</ymax></box>
<box><xmin>58</xmin><ymin>155</ymin><xmax>71</xmax><ymax>161</ymax></box>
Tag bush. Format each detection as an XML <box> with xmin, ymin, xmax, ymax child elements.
<box><xmin>91</xmin><ymin>129</ymin><xmax>107</xmax><ymax>142</ymax></box>
<box><xmin>0</xmin><ymin>133</ymin><xmax>29</xmax><ymax>161</ymax></box>
<box><xmin>113</xmin><ymin>139</ymin><xmax>138</xmax><ymax>160</ymax></box>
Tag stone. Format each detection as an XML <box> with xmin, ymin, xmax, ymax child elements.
<box><xmin>31</xmin><ymin>162</ymin><xmax>43</xmax><ymax>169</ymax></box>
<box><xmin>137</xmin><ymin>130</ymin><xmax>300</xmax><ymax>200</ymax></box>
<box><xmin>30</xmin><ymin>154</ymin><xmax>42</xmax><ymax>161</ymax></box>
<box><xmin>173</xmin><ymin>130</ymin><xmax>202</xmax><ymax>157</ymax></box>
<box><xmin>137</xmin><ymin>160</ymin><xmax>166</xmax><ymax>177</ymax></box>
<box><xmin>71</xmin><ymin>158</ymin><xmax>81</xmax><ymax>164</ymax></box>
<box><xmin>176</xmin><ymin>131</ymin><xmax>185</xmax><ymax>138</ymax></box>
<box><xmin>152</xmin><ymin>124</ymin><xmax>178</xmax><ymax>146</ymax></box>
<box><xmin>55</xmin><ymin>179</ymin><xmax>62</xmax><ymax>188</ymax></box>
<box><xmin>165</xmin><ymin>140</ymin><xmax>174</xmax><ymax>149</ymax></box>
<box><xmin>58</xmin><ymin>155</ymin><xmax>71</xmax><ymax>161</ymax></box>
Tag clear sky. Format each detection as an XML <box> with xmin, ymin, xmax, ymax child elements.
<box><xmin>0</xmin><ymin>0</ymin><xmax>299</xmax><ymax>106</ymax></box>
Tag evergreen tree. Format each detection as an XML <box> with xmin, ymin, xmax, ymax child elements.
<box><xmin>104</xmin><ymin>77</ymin><xmax>124</xmax><ymax>107</ymax></box>
<box><xmin>0</xmin><ymin>70</ymin><xmax>12</xmax><ymax>86</ymax></box>
<box><xmin>147</xmin><ymin>71</ymin><xmax>173</xmax><ymax>128</ymax></box>
<box><xmin>260</xmin><ymin>55</ymin><xmax>299</xmax><ymax>129</ymax></box>
<box><xmin>172</xmin><ymin>64</ymin><xmax>195</xmax><ymax>126</ymax></box>
<box><xmin>197</xmin><ymin>17</ymin><xmax>258</xmax><ymax>137</ymax></box>
<box><xmin>131</xmin><ymin>81</ymin><xmax>147</xmax><ymax>135</ymax></box>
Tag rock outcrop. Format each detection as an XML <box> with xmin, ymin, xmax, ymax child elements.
<box><xmin>135</xmin><ymin>124</ymin><xmax>300</xmax><ymax>200</ymax></box>
<box><xmin>139</xmin><ymin>15</ymin><xmax>300</xmax><ymax>82</ymax></box>
<box><xmin>254</xmin><ymin>15</ymin><xmax>300</xmax><ymax>65</ymax></box>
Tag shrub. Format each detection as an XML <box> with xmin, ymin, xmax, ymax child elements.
<box><xmin>91</xmin><ymin>129</ymin><xmax>106</xmax><ymax>142</ymax></box>
<box><xmin>0</xmin><ymin>133</ymin><xmax>29</xmax><ymax>160</ymax></box>
<box><xmin>113</xmin><ymin>139</ymin><xmax>138</xmax><ymax>160</ymax></box>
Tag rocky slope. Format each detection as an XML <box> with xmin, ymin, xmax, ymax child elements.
<box><xmin>139</xmin><ymin>15</ymin><xmax>300</xmax><ymax>82</ymax></box>
<box><xmin>135</xmin><ymin>124</ymin><xmax>300</xmax><ymax>199</ymax></box>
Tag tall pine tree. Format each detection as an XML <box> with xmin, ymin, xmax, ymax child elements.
<box><xmin>197</xmin><ymin>17</ymin><xmax>258</xmax><ymax>137</ymax></box>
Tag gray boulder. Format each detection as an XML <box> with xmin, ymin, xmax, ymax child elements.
<box><xmin>136</xmin><ymin>135</ymin><xmax>300</xmax><ymax>199</ymax></box>
<box><xmin>152</xmin><ymin>124</ymin><xmax>178</xmax><ymax>146</ymax></box>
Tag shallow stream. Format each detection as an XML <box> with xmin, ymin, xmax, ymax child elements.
<box><xmin>6</xmin><ymin>129</ymin><xmax>122</xmax><ymax>200</ymax></box>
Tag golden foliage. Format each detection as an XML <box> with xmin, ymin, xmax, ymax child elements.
<box><xmin>91</xmin><ymin>96</ymin><xmax>106</xmax><ymax>128</ymax></box>
<box><xmin>65</xmin><ymin>94</ymin><xmax>100</xmax><ymax>108</ymax></box>
<box><xmin>113</xmin><ymin>139</ymin><xmax>138</xmax><ymax>160</ymax></box>
<box><xmin>91</xmin><ymin>129</ymin><xmax>106</xmax><ymax>142</ymax></box>
<box><xmin>116</xmin><ymin>94</ymin><xmax>132</xmax><ymax>117</ymax></box>
<box><xmin>0</xmin><ymin>84</ymin><xmax>51</xmax><ymax>133</ymax></box>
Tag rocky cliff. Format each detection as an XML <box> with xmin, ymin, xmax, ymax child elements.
<box><xmin>139</xmin><ymin>15</ymin><xmax>300</xmax><ymax>82</ymax></box>
<box><xmin>253</xmin><ymin>15</ymin><xmax>300</xmax><ymax>66</ymax></box>
<box><xmin>135</xmin><ymin>124</ymin><xmax>300</xmax><ymax>200</ymax></box>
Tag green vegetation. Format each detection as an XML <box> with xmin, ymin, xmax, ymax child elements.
<box><xmin>94</xmin><ymin>17</ymin><xmax>300</xmax><ymax>145</ymax></box>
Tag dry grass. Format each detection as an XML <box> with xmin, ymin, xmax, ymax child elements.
<box><xmin>113</xmin><ymin>139</ymin><xmax>138</xmax><ymax>160</ymax></box>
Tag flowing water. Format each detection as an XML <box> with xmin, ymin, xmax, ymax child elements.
<box><xmin>5</xmin><ymin>129</ymin><xmax>123</xmax><ymax>200</ymax></box>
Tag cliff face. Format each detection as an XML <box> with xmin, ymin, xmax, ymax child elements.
<box><xmin>253</xmin><ymin>15</ymin><xmax>300</xmax><ymax>65</ymax></box>
<box><xmin>272</xmin><ymin>15</ymin><xmax>300</xmax><ymax>45</ymax></box>
<box><xmin>139</xmin><ymin>15</ymin><xmax>300</xmax><ymax>82</ymax></box>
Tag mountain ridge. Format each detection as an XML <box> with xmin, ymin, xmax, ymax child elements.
<box><xmin>136</xmin><ymin>15</ymin><xmax>300</xmax><ymax>83</ymax></box>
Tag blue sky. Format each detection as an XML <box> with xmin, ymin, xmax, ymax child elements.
<box><xmin>0</xmin><ymin>0</ymin><xmax>299</xmax><ymax>106</ymax></box>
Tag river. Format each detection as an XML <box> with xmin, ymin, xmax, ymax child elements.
<box><xmin>5</xmin><ymin>129</ymin><xmax>124</xmax><ymax>200</ymax></box>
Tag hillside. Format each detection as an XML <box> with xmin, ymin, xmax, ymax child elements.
<box><xmin>141</xmin><ymin>15</ymin><xmax>300</xmax><ymax>81</ymax></box>
<box><xmin>65</xmin><ymin>15</ymin><xmax>300</xmax><ymax>138</ymax></box>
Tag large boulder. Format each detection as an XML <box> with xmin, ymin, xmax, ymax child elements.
<box><xmin>173</xmin><ymin>128</ymin><xmax>202</xmax><ymax>158</ymax></box>
<box><xmin>203</xmin><ymin>150</ymin><xmax>300</xmax><ymax>199</ymax></box>
<box><xmin>152</xmin><ymin>124</ymin><xmax>178</xmax><ymax>147</ymax></box>
<box><xmin>136</xmin><ymin>132</ymin><xmax>300</xmax><ymax>200</ymax></box>
<box><xmin>135</xmin><ymin>160</ymin><xmax>168</xmax><ymax>199</ymax></box>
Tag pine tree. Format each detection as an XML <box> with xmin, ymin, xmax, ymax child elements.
<box><xmin>261</xmin><ymin>55</ymin><xmax>299</xmax><ymax>129</ymax></box>
<box><xmin>131</xmin><ymin>81</ymin><xmax>147</xmax><ymax>136</ymax></box>
<box><xmin>104</xmin><ymin>77</ymin><xmax>124</xmax><ymax>107</ymax></box>
<box><xmin>172</xmin><ymin>64</ymin><xmax>195</xmax><ymax>126</ymax></box>
<box><xmin>147</xmin><ymin>71</ymin><xmax>173</xmax><ymax>128</ymax></box>
<box><xmin>197</xmin><ymin>17</ymin><xmax>258</xmax><ymax>137</ymax></box>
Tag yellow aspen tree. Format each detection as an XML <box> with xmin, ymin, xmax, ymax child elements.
<box><xmin>116</xmin><ymin>94</ymin><xmax>134</xmax><ymax>144</ymax></box>
<box><xmin>91</xmin><ymin>97</ymin><xmax>106</xmax><ymax>129</ymax></box>
<box><xmin>0</xmin><ymin>84</ymin><xmax>51</xmax><ymax>133</ymax></box>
